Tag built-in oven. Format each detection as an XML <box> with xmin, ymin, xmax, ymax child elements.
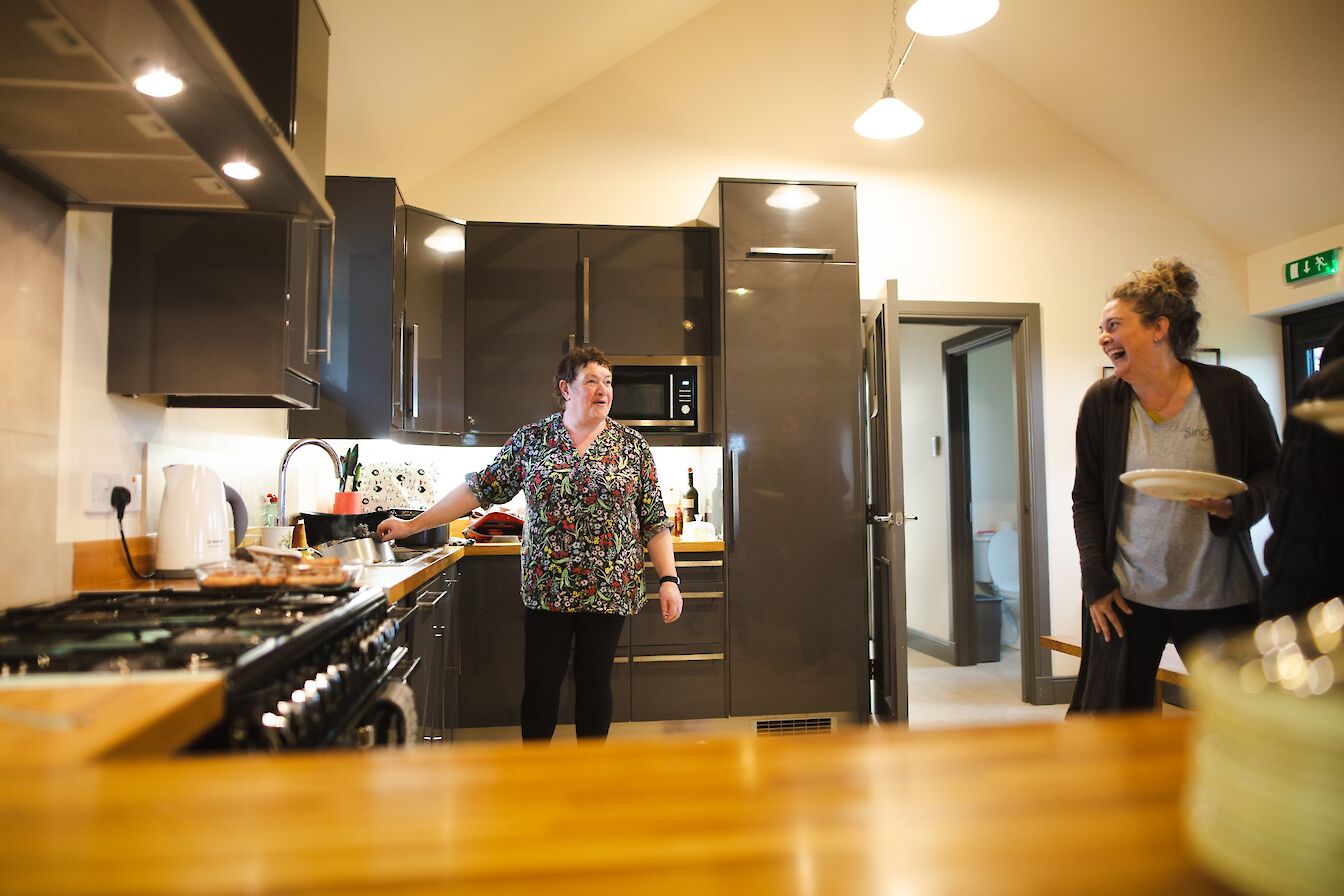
<box><xmin>608</xmin><ymin>355</ymin><xmax>707</xmax><ymax>432</ymax></box>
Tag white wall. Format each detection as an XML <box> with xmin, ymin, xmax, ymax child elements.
<box><xmin>404</xmin><ymin>0</ymin><xmax>1284</xmax><ymax>652</ymax></box>
<box><xmin>967</xmin><ymin>337</ymin><xmax>1018</xmax><ymax>534</ymax></box>
<box><xmin>899</xmin><ymin>324</ymin><xmax>972</xmax><ymax>640</ymax></box>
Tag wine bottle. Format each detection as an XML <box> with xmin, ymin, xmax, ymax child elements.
<box><xmin>682</xmin><ymin>468</ymin><xmax>699</xmax><ymax>522</ymax></box>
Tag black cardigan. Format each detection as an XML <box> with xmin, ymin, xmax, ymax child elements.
<box><xmin>1071</xmin><ymin>361</ymin><xmax>1280</xmax><ymax>607</ymax></box>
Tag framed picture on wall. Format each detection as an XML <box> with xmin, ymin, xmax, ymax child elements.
<box><xmin>1192</xmin><ymin>347</ymin><xmax>1221</xmax><ymax>366</ymax></box>
<box><xmin>1101</xmin><ymin>365</ymin><xmax>1115</xmax><ymax>378</ymax></box>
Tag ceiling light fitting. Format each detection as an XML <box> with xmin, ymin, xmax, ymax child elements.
<box><xmin>906</xmin><ymin>0</ymin><xmax>999</xmax><ymax>37</ymax></box>
<box><xmin>854</xmin><ymin>0</ymin><xmax>999</xmax><ymax>140</ymax></box>
<box><xmin>853</xmin><ymin>1</ymin><xmax>922</xmax><ymax>140</ymax></box>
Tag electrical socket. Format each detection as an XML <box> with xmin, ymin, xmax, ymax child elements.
<box><xmin>88</xmin><ymin>472</ymin><xmax>142</xmax><ymax>514</ymax></box>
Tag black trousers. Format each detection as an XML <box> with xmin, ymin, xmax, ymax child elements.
<box><xmin>521</xmin><ymin>608</ymin><xmax>627</xmax><ymax>742</ymax></box>
<box><xmin>1068</xmin><ymin>599</ymin><xmax>1258</xmax><ymax>713</ymax></box>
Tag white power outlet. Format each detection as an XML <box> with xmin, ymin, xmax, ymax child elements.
<box><xmin>88</xmin><ymin>472</ymin><xmax>142</xmax><ymax>514</ymax></box>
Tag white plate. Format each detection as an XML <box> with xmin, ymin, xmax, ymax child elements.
<box><xmin>1290</xmin><ymin>398</ymin><xmax>1344</xmax><ymax>435</ymax></box>
<box><xmin>1119</xmin><ymin>468</ymin><xmax>1248</xmax><ymax>501</ymax></box>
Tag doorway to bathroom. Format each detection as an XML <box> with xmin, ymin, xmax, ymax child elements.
<box><xmin>869</xmin><ymin>298</ymin><xmax>1057</xmax><ymax>726</ymax></box>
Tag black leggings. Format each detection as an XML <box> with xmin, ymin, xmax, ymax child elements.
<box><xmin>521</xmin><ymin>608</ymin><xmax>626</xmax><ymax>742</ymax></box>
<box><xmin>1068</xmin><ymin>599</ymin><xmax>1258</xmax><ymax>713</ymax></box>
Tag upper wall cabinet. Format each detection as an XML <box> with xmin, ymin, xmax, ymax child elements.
<box><xmin>463</xmin><ymin>223</ymin><xmax>718</xmax><ymax>437</ymax></box>
<box><xmin>108</xmin><ymin>210</ymin><xmax>329</xmax><ymax>408</ymax></box>
<box><xmin>288</xmin><ymin>176</ymin><xmax>465</xmax><ymax>441</ymax></box>
<box><xmin>716</xmin><ymin>182</ymin><xmax>858</xmax><ymax>264</ymax></box>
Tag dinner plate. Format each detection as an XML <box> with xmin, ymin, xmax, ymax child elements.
<box><xmin>1119</xmin><ymin>468</ymin><xmax>1248</xmax><ymax>501</ymax></box>
<box><xmin>1290</xmin><ymin>397</ymin><xmax>1344</xmax><ymax>435</ymax></box>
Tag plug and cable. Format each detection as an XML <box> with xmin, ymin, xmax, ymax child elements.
<box><xmin>111</xmin><ymin>485</ymin><xmax>156</xmax><ymax>580</ymax></box>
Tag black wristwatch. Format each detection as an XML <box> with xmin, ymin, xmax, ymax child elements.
<box><xmin>659</xmin><ymin>575</ymin><xmax>680</xmax><ymax>586</ymax></box>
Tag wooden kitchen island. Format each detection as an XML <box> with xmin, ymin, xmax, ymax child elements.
<box><xmin>0</xmin><ymin>714</ymin><xmax>1232</xmax><ymax>894</ymax></box>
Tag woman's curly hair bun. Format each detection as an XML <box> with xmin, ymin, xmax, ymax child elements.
<box><xmin>1110</xmin><ymin>257</ymin><xmax>1202</xmax><ymax>359</ymax></box>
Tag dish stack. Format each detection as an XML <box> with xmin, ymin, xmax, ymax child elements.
<box><xmin>1185</xmin><ymin>598</ymin><xmax>1344</xmax><ymax>896</ymax></box>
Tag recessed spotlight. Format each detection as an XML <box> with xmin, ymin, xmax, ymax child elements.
<box><xmin>133</xmin><ymin>68</ymin><xmax>183</xmax><ymax>98</ymax></box>
<box><xmin>222</xmin><ymin>160</ymin><xmax>260</xmax><ymax>180</ymax></box>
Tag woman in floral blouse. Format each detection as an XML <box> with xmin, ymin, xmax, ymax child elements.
<box><xmin>378</xmin><ymin>347</ymin><xmax>683</xmax><ymax>741</ymax></box>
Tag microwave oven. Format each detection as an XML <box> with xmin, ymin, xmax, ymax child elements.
<box><xmin>607</xmin><ymin>356</ymin><xmax>707</xmax><ymax>432</ymax></box>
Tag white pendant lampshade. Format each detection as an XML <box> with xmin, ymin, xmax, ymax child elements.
<box><xmin>906</xmin><ymin>0</ymin><xmax>999</xmax><ymax>37</ymax></box>
<box><xmin>853</xmin><ymin>86</ymin><xmax>924</xmax><ymax>140</ymax></box>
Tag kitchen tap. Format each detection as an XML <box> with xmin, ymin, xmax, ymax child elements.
<box><xmin>278</xmin><ymin>438</ymin><xmax>342</xmax><ymax>525</ymax></box>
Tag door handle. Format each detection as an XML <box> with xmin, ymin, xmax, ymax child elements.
<box><xmin>581</xmin><ymin>256</ymin><xmax>591</xmax><ymax>345</ymax></box>
<box><xmin>410</xmin><ymin>323</ymin><xmax>421</xmax><ymax>419</ymax></box>
<box><xmin>730</xmin><ymin>448</ymin><xmax>741</xmax><ymax>544</ymax></box>
<box><xmin>869</xmin><ymin>512</ymin><xmax>917</xmax><ymax>526</ymax></box>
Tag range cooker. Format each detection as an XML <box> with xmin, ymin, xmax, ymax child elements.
<box><xmin>0</xmin><ymin>585</ymin><xmax>414</xmax><ymax>752</ymax></box>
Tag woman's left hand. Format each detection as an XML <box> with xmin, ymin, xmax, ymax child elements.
<box><xmin>659</xmin><ymin>582</ymin><xmax>683</xmax><ymax>624</ymax></box>
<box><xmin>1186</xmin><ymin>496</ymin><xmax>1234</xmax><ymax>519</ymax></box>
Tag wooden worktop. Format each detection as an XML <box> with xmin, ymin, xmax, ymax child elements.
<box><xmin>0</xmin><ymin>715</ymin><xmax>1226</xmax><ymax>894</ymax></box>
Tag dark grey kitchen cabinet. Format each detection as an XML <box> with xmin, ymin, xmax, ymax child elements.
<box><xmin>629</xmin><ymin>554</ymin><xmax>726</xmax><ymax>721</ymax></box>
<box><xmin>108</xmin><ymin>210</ymin><xmax>329</xmax><ymax>407</ymax></box>
<box><xmin>463</xmin><ymin>223</ymin><xmax>718</xmax><ymax>438</ymax></box>
<box><xmin>456</xmin><ymin>556</ymin><xmax>526</xmax><ymax>729</ymax></box>
<box><xmin>403</xmin><ymin>567</ymin><xmax>459</xmax><ymax>744</ymax></box>
<box><xmin>629</xmin><ymin>652</ymin><xmax>726</xmax><ymax>722</ymax></box>
<box><xmin>464</xmin><ymin>224</ymin><xmax>579</xmax><ymax>435</ymax></box>
<box><xmin>580</xmin><ymin>227</ymin><xmax>716</xmax><ymax>357</ymax></box>
<box><xmin>288</xmin><ymin>176</ymin><xmax>464</xmax><ymax>440</ymax></box>
<box><xmin>703</xmin><ymin>179</ymin><xmax>868</xmax><ymax>721</ymax></box>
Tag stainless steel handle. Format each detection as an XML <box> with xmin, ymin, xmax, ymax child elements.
<box><xmin>644</xmin><ymin>560</ymin><xmax>723</xmax><ymax>568</ymax></box>
<box><xmin>629</xmin><ymin>653</ymin><xmax>724</xmax><ymax>663</ymax></box>
<box><xmin>568</xmin><ymin>333</ymin><xmax>577</xmax><ymax>352</ymax></box>
<box><xmin>395</xmin><ymin>312</ymin><xmax>406</xmax><ymax>420</ymax></box>
<box><xmin>581</xmin><ymin>256</ymin><xmax>591</xmax><ymax>345</ymax></box>
<box><xmin>307</xmin><ymin>222</ymin><xmax>335</xmax><ymax>363</ymax></box>
<box><xmin>416</xmin><ymin>590</ymin><xmax>447</xmax><ymax>608</ymax></box>
<box><xmin>645</xmin><ymin>590</ymin><xmax>723</xmax><ymax>600</ymax></box>
<box><xmin>747</xmin><ymin>246</ymin><xmax>835</xmax><ymax>258</ymax></box>
<box><xmin>410</xmin><ymin>323</ymin><xmax>421</xmax><ymax>418</ymax></box>
<box><xmin>871</xmin><ymin>514</ymin><xmax>893</xmax><ymax>525</ymax></box>
<box><xmin>730</xmin><ymin>448</ymin><xmax>741</xmax><ymax>543</ymax></box>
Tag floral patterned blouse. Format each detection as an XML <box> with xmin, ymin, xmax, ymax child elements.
<box><xmin>466</xmin><ymin>413</ymin><xmax>670</xmax><ymax>614</ymax></box>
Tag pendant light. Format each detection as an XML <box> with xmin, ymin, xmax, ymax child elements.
<box><xmin>853</xmin><ymin>1</ymin><xmax>923</xmax><ymax>140</ymax></box>
<box><xmin>906</xmin><ymin>0</ymin><xmax>999</xmax><ymax>37</ymax></box>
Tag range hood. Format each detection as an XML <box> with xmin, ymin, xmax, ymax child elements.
<box><xmin>0</xmin><ymin>0</ymin><xmax>332</xmax><ymax>221</ymax></box>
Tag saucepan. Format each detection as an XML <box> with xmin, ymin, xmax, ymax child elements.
<box><xmin>300</xmin><ymin>511</ymin><xmax>386</xmax><ymax>547</ymax></box>
<box><xmin>315</xmin><ymin>535</ymin><xmax>395</xmax><ymax>565</ymax></box>
<box><xmin>387</xmin><ymin>508</ymin><xmax>447</xmax><ymax>547</ymax></box>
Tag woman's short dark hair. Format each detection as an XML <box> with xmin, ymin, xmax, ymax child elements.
<box><xmin>554</xmin><ymin>346</ymin><xmax>612</xmax><ymax>404</ymax></box>
<box><xmin>1109</xmin><ymin>257</ymin><xmax>1202</xmax><ymax>359</ymax></box>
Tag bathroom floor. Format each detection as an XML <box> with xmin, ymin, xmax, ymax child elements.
<box><xmin>896</xmin><ymin>648</ymin><xmax>1068</xmax><ymax>729</ymax></box>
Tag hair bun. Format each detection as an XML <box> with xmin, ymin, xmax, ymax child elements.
<box><xmin>1150</xmin><ymin>257</ymin><xmax>1199</xmax><ymax>301</ymax></box>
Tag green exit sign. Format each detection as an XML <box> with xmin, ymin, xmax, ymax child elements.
<box><xmin>1284</xmin><ymin>247</ymin><xmax>1339</xmax><ymax>284</ymax></box>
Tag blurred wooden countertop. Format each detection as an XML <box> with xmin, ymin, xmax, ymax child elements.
<box><xmin>0</xmin><ymin>715</ymin><xmax>1228</xmax><ymax>894</ymax></box>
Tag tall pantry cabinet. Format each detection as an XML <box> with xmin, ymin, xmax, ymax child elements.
<box><xmin>701</xmin><ymin>179</ymin><xmax>869</xmax><ymax>722</ymax></box>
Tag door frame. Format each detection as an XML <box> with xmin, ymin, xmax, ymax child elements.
<box><xmin>895</xmin><ymin>299</ymin><xmax>1055</xmax><ymax>705</ymax></box>
<box><xmin>942</xmin><ymin>326</ymin><xmax>1014</xmax><ymax>667</ymax></box>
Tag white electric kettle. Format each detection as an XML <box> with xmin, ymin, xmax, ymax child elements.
<box><xmin>156</xmin><ymin>464</ymin><xmax>249</xmax><ymax>577</ymax></box>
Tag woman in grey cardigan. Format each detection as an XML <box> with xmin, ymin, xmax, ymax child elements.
<box><xmin>1069</xmin><ymin>258</ymin><xmax>1279</xmax><ymax>713</ymax></box>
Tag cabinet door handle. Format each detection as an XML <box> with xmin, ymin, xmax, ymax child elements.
<box><xmin>747</xmin><ymin>246</ymin><xmax>835</xmax><ymax>258</ymax></box>
<box><xmin>308</xmin><ymin>222</ymin><xmax>335</xmax><ymax>362</ymax></box>
<box><xmin>730</xmin><ymin>448</ymin><xmax>741</xmax><ymax>545</ymax></box>
<box><xmin>416</xmin><ymin>590</ymin><xmax>448</xmax><ymax>608</ymax></box>
<box><xmin>630</xmin><ymin>653</ymin><xmax>724</xmax><ymax>663</ymax></box>
<box><xmin>410</xmin><ymin>323</ymin><xmax>421</xmax><ymax>418</ymax></box>
<box><xmin>581</xmin><ymin>256</ymin><xmax>591</xmax><ymax>345</ymax></box>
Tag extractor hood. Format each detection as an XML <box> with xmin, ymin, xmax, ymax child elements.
<box><xmin>0</xmin><ymin>0</ymin><xmax>332</xmax><ymax>221</ymax></box>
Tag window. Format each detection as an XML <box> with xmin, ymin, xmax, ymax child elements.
<box><xmin>1281</xmin><ymin>299</ymin><xmax>1344</xmax><ymax>402</ymax></box>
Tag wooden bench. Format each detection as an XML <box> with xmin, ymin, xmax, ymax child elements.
<box><xmin>1041</xmin><ymin>634</ymin><xmax>1190</xmax><ymax>709</ymax></box>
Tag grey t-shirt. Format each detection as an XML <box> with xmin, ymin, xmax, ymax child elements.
<box><xmin>1112</xmin><ymin>388</ymin><xmax>1257</xmax><ymax>610</ymax></box>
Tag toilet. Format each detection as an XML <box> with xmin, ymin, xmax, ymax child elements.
<box><xmin>986</xmin><ymin>529</ymin><xmax>1021</xmax><ymax>649</ymax></box>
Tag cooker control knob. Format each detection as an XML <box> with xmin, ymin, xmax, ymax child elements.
<box><xmin>680</xmin><ymin>404</ymin><xmax>691</xmax><ymax>415</ymax></box>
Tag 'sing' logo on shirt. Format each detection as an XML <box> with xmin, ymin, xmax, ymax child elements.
<box><xmin>1184</xmin><ymin>426</ymin><xmax>1212</xmax><ymax>442</ymax></box>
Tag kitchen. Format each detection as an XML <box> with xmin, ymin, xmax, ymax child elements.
<box><xmin>3</xmin><ymin>0</ymin><xmax>1342</xmax><ymax>892</ymax></box>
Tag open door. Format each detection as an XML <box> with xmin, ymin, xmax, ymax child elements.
<box><xmin>864</xmin><ymin>304</ymin><xmax>908</xmax><ymax>721</ymax></box>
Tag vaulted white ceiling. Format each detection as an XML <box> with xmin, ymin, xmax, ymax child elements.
<box><xmin>323</xmin><ymin>0</ymin><xmax>1343</xmax><ymax>256</ymax></box>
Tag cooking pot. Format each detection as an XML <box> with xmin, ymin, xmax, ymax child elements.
<box><xmin>388</xmin><ymin>508</ymin><xmax>447</xmax><ymax>547</ymax></box>
<box><xmin>300</xmin><ymin>511</ymin><xmax>386</xmax><ymax>547</ymax></box>
<box><xmin>316</xmin><ymin>536</ymin><xmax>395</xmax><ymax>565</ymax></box>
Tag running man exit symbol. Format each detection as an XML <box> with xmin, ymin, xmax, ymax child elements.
<box><xmin>1284</xmin><ymin>247</ymin><xmax>1339</xmax><ymax>284</ymax></box>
